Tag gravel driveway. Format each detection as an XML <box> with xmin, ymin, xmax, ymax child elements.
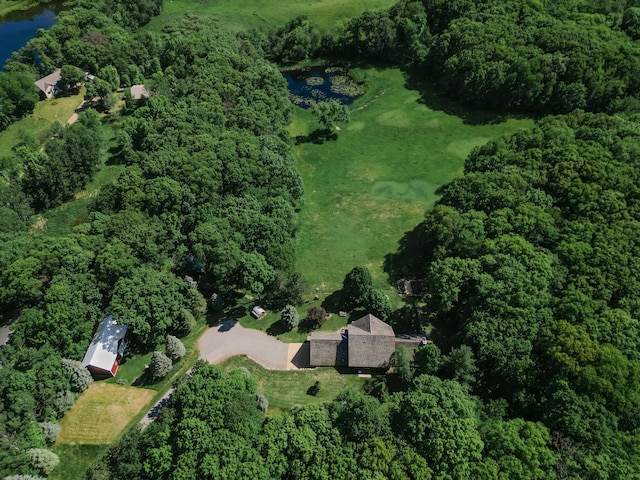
<box><xmin>198</xmin><ymin>320</ymin><xmax>295</xmax><ymax>370</ymax></box>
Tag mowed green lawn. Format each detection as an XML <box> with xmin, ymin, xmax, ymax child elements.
<box><xmin>57</xmin><ymin>383</ymin><xmax>156</xmax><ymax>444</ymax></box>
<box><xmin>50</xmin><ymin>445</ymin><xmax>107</xmax><ymax>480</ymax></box>
<box><xmin>146</xmin><ymin>0</ymin><xmax>396</xmax><ymax>32</ymax></box>
<box><xmin>0</xmin><ymin>90</ymin><xmax>84</xmax><ymax>169</ymax></box>
<box><xmin>292</xmin><ymin>67</ymin><xmax>534</xmax><ymax>297</ymax></box>
<box><xmin>220</xmin><ymin>355</ymin><xmax>366</xmax><ymax>414</ymax></box>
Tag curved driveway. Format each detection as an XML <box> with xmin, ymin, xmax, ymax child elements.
<box><xmin>198</xmin><ymin>320</ymin><xmax>309</xmax><ymax>370</ymax></box>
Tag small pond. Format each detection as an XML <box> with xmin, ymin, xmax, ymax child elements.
<box><xmin>0</xmin><ymin>2</ymin><xmax>65</xmax><ymax>71</ymax></box>
<box><xmin>283</xmin><ymin>66</ymin><xmax>365</xmax><ymax>109</ymax></box>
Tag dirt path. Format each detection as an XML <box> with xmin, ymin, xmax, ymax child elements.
<box><xmin>0</xmin><ymin>325</ymin><xmax>11</xmax><ymax>346</ymax></box>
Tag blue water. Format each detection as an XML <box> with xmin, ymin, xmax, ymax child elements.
<box><xmin>0</xmin><ymin>7</ymin><xmax>58</xmax><ymax>70</ymax></box>
<box><xmin>283</xmin><ymin>66</ymin><xmax>363</xmax><ymax>109</ymax></box>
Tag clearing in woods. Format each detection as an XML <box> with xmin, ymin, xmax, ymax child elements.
<box><xmin>56</xmin><ymin>383</ymin><xmax>155</xmax><ymax>445</ymax></box>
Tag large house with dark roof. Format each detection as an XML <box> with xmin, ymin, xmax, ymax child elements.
<box><xmin>308</xmin><ymin>314</ymin><xmax>397</xmax><ymax>369</ymax></box>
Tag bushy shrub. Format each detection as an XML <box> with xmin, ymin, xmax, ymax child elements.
<box><xmin>280</xmin><ymin>304</ymin><xmax>300</xmax><ymax>330</ymax></box>
<box><xmin>237</xmin><ymin>367</ymin><xmax>251</xmax><ymax>376</ymax></box>
<box><xmin>342</xmin><ymin>266</ymin><xmax>373</xmax><ymax>308</ymax></box>
<box><xmin>187</xmin><ymin>288</ymin><xmax>207</xmax><ymax>316</ymax></box>
<box><xmin>53</xmin><ymin>390</ymin><xmax>75</xmax><ymax>417</ymax></box>
<box><xmin>38</xmin><ymin>422</ymin><xmax>61</xmax><ymax>444</ymax></box>
<box><xmin>150</xmin><ymin>351</ymin><xmax>172</xmax><ymax>380</ymax></box>
<box><xmin>209</xmin><ymin>292</ymin><xmax>225</xmax><ymax>311</ymax></box>
<box><xmin>256</xmin><ymin>393</ymin><xmax>269</xmax><ymax>412</ymax></box>
<box><xmin>61</xmin><ymin>358</ymin><xmax>93</xmax><ymax>392</ymax></box>
<box><xmin>362</xmin><ymin>288</ymin><xmax>392</xmax><ymax>320</ymax></box>
<box><xmin>27</xmin><ymin>448</ymin><xmax>59</xmax><ymax>475</ymax></box>
<box><xmin>165</xmin><ymin>335</ymin><xmax>186</xmax><ymax>362</ymax></box>
<box><xmin>307</xmin><ymin>380</ymin><xmax>321</xmax><ymax>396</ymax></box>
<box><xmin>307</xmin><ymin>306</ymin><xmax>328</xmax><ymax>328</ymax></box>
<box><xmin>175</xmin><ymin>308</ymin><xmax>196</xmax><ymax>336</ymax></box>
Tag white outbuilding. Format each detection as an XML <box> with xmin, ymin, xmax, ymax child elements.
<box><xmin>82</xmin><ymin>315</ymin><xmax>128</xmax><ymax>379</ymax></box>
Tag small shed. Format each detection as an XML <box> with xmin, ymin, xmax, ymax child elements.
<box><xmin>251</xmin><ymin>306</ymin><xmax>266</xmax><ymax>319</ymax></box>
<box><xmin>82</xmin><ymin>315</ymin><xmax>128</xmax><ymax>379</ymax></box>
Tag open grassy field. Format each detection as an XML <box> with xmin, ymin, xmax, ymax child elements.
<box><xmin>57</xmin><ymin>383</ymin><xmax>155</xmax><ymax>444</ymax></box>
<box><xmin>291</xmin><ymin>67</ymin><xmax>534</xmax><ymax>301</ymax></box>
<box><xmin>36</xmin><ymin>121</ymin><xmax>124</xmax><ymax>235</ymax></box>
<box><xmin>146</xmin><ymin>0</ymin><xmax>395</xmax><ymax>33</ymax></box>
<box><xmin>0</xmin><ymin>90</ymin><xmax>84</xmax><ymax>169</ymax></box>
<box><xmin>220</xmin><ymin>355</ymin><xmax>366</xmax><ymax>414</ymax></box>
<box><xmin>50</xmin><ymin>445</ymin><xmax>107</xmax><ymax>480</ymax></box>
<box><xmin>0</xmin><ymin>0</ymin><xmax>51</xmax><ymax>17</ymax></box>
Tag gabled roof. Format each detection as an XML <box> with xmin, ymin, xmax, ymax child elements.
<box><xmin>348</xmin><ymin>314</ymin><xmax>395</xmax><ymax>337</ymax></box>
<box><xmin>130</xmin><ymin>84</ymin><xmax>151</xmax><ymax>100</ymax></box>
<box><xmin>34</xmin><ymin>69</ymin><xmax>62</xmax><ymax>98</ymax></box>
<box><xmin>308</xmin><ymin>331</ymin><xmax>343</xmax><ymax>341</ymax></box>
<box><xmin>82</xmin><ymin>315</ymin><xmax>127</xmax><ymax>372</ymax></box>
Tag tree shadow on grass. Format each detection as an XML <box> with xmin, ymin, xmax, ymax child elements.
<box><xmin>297</xmin><ymin>317</ymin><xmax>321</xmax><ymax>334</ymax></box>
<box><xmin>383</xmin><ymin>221</ymin><xmax>430</xmax><ymax>283</ymax></box>
<box><xmin>295</xmin><ymin>129</ymin><xmax>337</xmax><ymax>145</ymax></box>
<box><xmin>403</xmin><ymin>68</ymin><xmax>531</xmax><ymax>126</ymax></box>
<box><xmin>322</xmin><ymin>290</ymin><xmax>345</xmax><ymax>313</ymax></box>
<box><xmin>266</xmin><ymin>320</ymin><xmax>288</xmax><ymax>337</ymax></box>
<box><xmin>132</xmin><ymin>369</ymin><xmax>153</xmax><ymax>387</ymax></box>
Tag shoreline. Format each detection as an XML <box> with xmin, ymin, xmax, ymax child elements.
<box><xmin>0</xmin><ymin>0</ymin><xmax>70</xmax><ymax>21</ymax></box>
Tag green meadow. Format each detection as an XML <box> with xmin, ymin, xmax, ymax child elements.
<box><xmin>220</xmin><ymin>355</ymin><xmax>366</xmax><ymax>414</ymax></box>
<box><xmin>292</xmin><ymin>67</ymin><xmax>533</xmax><ymax>298</ymax></box>
<box><xmin>146</xmin><ymin>0</ymin><xmax>396</xmax><ymax>32</ymax></box>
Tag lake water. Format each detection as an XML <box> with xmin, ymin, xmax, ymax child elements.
<box><xmin>283</xmin><ymin>66</ymin><xmax>365</xmax><ymax>109</ymax></box>
<box><xmin>0</xmin><ymin>3</ymin><xmax>62</xmax><ymax>71</ymax></box>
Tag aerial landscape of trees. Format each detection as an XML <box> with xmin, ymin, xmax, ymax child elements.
<box><xmin>2</xmin><ymin>0</ymin><xmax>640</xmax><ymax>478</ymax></box>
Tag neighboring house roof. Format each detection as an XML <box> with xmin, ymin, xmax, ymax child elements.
<box><xmin>82</xmin><ymin>315</ymin><xmax>127</xmax><ymax>375</ymax></box>
<box><xmin>34</xmin><ymin>68</ymin><xmax>62</xmax><ymax>99</ymax></box>
<box><xmin>130</xmin><ymin>84</ymin><xmax>151</xmax><ymax>100</ymax></box>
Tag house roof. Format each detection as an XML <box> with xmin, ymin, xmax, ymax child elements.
<box><xmin>308</xmin><ymin>331</ymin><xmax>343</xmax><ymax>341</ymax></box>
<box><xmin>130</xmin><ymin>84</ymin><xmax>151</xmax><ymax>100</ymax></box>
<box><xmin>82</xmin><ymin>315</ymin><xmax>127</xmax><ymax>372</ymax></box>
<box><xmin>348</xmin><ymin>314</ymin><xmax>395</xmax><ymax>337</ymax></box>
<box><xmin>34</xmin><ymin>69</ymin><xmax>62</xmax><ymax>98</ymax></box>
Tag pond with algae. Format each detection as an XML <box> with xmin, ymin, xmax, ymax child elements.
<box><xmin>283</xmin><ymin>66</ymin><xmax>366</xmax><ymax>109</ymax></box>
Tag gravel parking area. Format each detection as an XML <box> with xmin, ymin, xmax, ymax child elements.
<box><xmin>198</xmin><ymin>320</ymin><xmax>290</xmax><ymax>370</ymax></box>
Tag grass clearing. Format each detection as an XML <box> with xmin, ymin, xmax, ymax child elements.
<box><xmin>50</xmin><ymin>444</ymin><xmax>107</xmax><ymax>480</ymax></box>
<box><xmin>293</xmin><ymin>67</ymin><xmax>534</xmax><ymax>297</ymax></box>
<box><xmin>0</xmin><ymin>91</ymin><xmax>84</xmax><ymax>168</ymax></box>
<box><xmin>42</xmin><ymin>119</ymin><xmax>124</xmax><ymax>235</ymax></box>
<box><xmin>146</xmin><ymin>0</ymin><xmax>396</xmax><ymax>33</ymax></box>
<box><xmin>57</xmin><ymin>383</ymin><xmax>155</xmax><ymax>444</ymax></box>
<box><xmin>220</xmin><ymin>355</ymin><xmax>366</xmax><ymax>414</ymax></box>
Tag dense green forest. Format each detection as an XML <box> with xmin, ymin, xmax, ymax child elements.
<box><xmin>2</xmin><ymin>0</ymin><xmax>640</xmax><ymax>478</ymax></box>
<box><xmin>272</xmin><ymin>0</ymin><xmax>640</xmax><ymax>113</ymax></box>
<box><xmin>0</xmin><ymin>1</ymin><xmax>301</xmax><ymax>476</ymax></box>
